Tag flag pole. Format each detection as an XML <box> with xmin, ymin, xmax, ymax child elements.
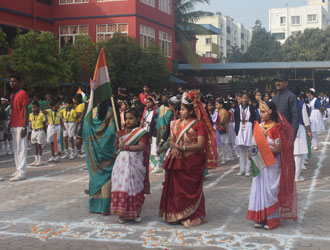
<box><xmin>110</xmin><ymin>96</ymin><xmax>120</xmax><ymax>132</ymax></box>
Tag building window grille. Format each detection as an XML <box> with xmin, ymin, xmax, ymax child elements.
<box><xmin>140</xmin><ymin>25</ymin><xmax>155</xmax><ymax>48</ymax></box>
<box><xmin>140</xmin><ymin>0</ymin><xmax>155</xmax><ymax>7</ymax></box>
<box><xmin>59</xmin><ymin>0</ymin><xmax>88</xmax><ymax>4</ymax></box>
<box><xmin>159</xmin><ymin>0</ymin><xmax>171</xmax><ymax>14</ymax></box>
<box><xmin>59</xmin><ymin>25</ymin><xmax>88</xmax><ymax>48</ymax></box>
<box><xmin>159</xmin><ymin>31</ymin><xmax>172</xmax><ymax>57</ymax></box>
<box><xmin>96</xmin><ymin>23</ymin><xmax>128</xmax><ymax>41</ymax></box>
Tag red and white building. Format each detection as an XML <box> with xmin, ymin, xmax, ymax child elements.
<box><xmin>0</xmin><ymin>0</ymin><xmax>175</xmax><ymax>70</ymax></box>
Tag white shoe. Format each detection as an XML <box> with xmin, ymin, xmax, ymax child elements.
<box><xmin>53</xmin><ymin>156</ymin><xmax>60</xmax><ymax>162</ymax></box>
<box><xmin>0</xmin><ymin>177</ymin><xmax>4</xmax><ymax>181</ymax></box>
<box><xmin>61</xmin><ymin>152</ymin><xmax>69</xmax><ymax>159</ymax></box>
<box><xmin>264</xmin><ymin>225</ymin><xmax>271</xmax><ymax>230</ymax></box>
<box><xmin>8</xmin><ymin>172</ymin><xmax>18</xmax><ymax>178</ymax></box>
<box><xmin>312</xmin><ymin>147</ymin><xmax>318</xmax><ymax>151</ymax></box>
<box><xmin>47</xmin><ymin>156</ymin><xmax>55</xmax><ymax>163</ymax></box>
<box><xmin>78</xmin><ymin>153</ymin><xmax>85</xmax><ymax>158</ymax></box>
<box><xmin>151</xmin><ymin>166</ymin><xmax>163</xmax><ymax>174</ymax></box>
<box><xmin>118</xmin><ymin>218</ymin><xmax>127</xmax><ymax>224</ymax></box>
<box><xmin>8</xmin><ymin>150</ymin><xmax>13</xmax><ymax>155</ymax></box>
<box><xmin>30</xmin><ymin>160</ymin><xmax>38</xmax><ymax>166</ymax></box>
<box><xmin>295</xmin><ymin>176</ymin><xmax>305</xmax><ymax>182</ymax></box>
<box><xmin>35</xmin><ymin>160</ymin><xmax>42</xmax><ymax>167</ymax></box>
<box><xmin>69</xmin><ymin>153</ymin><xmax>75</xmax><ymax>160</ymax></box>
<box><xmin>254</xmin><ymin>223</ymin><xmax>264</xmax><ymax>228</ymax></box>
<box><xmin>221</xmin><ymin>161</ymin><xmax>226</xmax><ymax>165</ymax></box>
<box><xmin>302</xmin><ymin>165</ymin><xmax>307</xmax><ymax>170</ymax></box>
<box><xmin>235</xmin><ymin>172</ymin><xmax>243</xmax><ymax>176</ymax></box>
<box><xmin>9</xmin><ymin>175</ymin><xmax>26</xmax><ymax>182</ymax></box>
<box><xmin>245</xmin><ymin>172</ymin><xmax>251</xmax><ymax>177</ymax></box>
<box><xmin>134</xmin><ymin>216</ymin><xmax>142</xmax><ymax>223</ymax></box>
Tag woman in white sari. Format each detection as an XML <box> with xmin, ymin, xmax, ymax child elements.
<box><xmin>111</xmin><ymin>108</ymin><xmax>150</xmax><ymax>223</ymax></box>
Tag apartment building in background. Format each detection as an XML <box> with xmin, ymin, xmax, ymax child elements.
<box><xmin>195</xmin><ymin>12</ymin><xmax>252</xmax><ymax>61</ymax></box>
<box><xmin>0</xmin><ymin>0</ymin><xmax>175</xmax><ymax>69</ymax></box>
<box><xmin>269</xmin><ymin>0</ymin><xmax>330</xmax><ymax>44</ymax></box>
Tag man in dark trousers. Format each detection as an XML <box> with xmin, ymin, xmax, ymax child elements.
<box><xmin>272</xmin><ymin>74</ymin><xmax>299</xmax><ymax>138</ymax></box>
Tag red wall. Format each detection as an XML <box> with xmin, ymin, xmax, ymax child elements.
<box><xmin>0</xmin><ymin>0</ymin><xmax>175</xmax><ymax>71</ymax></box>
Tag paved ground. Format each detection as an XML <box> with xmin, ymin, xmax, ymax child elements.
<box><xmin>1</xmin><ymin>128</ymin><xmax>330</xmax><ymax>250</ymax></box>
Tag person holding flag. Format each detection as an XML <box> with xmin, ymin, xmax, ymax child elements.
<box><xmin>247</xmin><ymin>101</ymin><xmax>297</xmax><ymax>230</ymax></box>
<box><xmin>83</xmin><ymin>48</ymin><xmax>119</xmax><ymax>215</ymax></box>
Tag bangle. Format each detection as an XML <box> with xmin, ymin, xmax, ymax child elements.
<box><xmin>125</xmin><ymin>145</ymin><xmax>130</xmax><ymax>151</ymax></box>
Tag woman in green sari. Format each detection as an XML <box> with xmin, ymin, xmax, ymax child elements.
<box><xmin>83</xmin><ymin>100</ymin><xmax>117</xmax><ymax>215</ymax></box>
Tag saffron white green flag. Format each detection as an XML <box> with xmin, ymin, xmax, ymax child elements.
<box><xmin>251</xmin><ymin>121</ymin><xmax>276</xmax><ymax>177</ymax></box>
<box><xmin>85</xmin><ymin>48</ymin><xmax>112</xmax><ymax>124</ymax></box>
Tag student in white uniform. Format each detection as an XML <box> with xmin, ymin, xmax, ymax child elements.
<box><xmin>294</xmin><ymin>90</ymin><xmax>312</xmax><ymax>182</ymax></box>
<box><xmin>306</xmin><ymin>88</ymin><xmax>324</xmax><ymax>150</ymax></box>
<box><xmin>234</xmin><ymin>92</ymin><xmax>257</xmax><ymax>177</ymax></box>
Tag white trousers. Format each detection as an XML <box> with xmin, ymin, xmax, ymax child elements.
<box><xmin>312</xmin><ymin>132</ymin><xmax>319</xmax><ymax>149</ymax></box>
<box><xmin>294</xmin><ymin>155</ymin><xmax>305</xmax><ymax>180</ymax></box>
<box><xmin>239</xmin><ymin>145</ymin><xmax>250</xmax><ymax>174</ymax></box>
<box><xmin>11</xmin><ymin>127</ymin><xmax>27</xmax><ymax>177</ymax></box>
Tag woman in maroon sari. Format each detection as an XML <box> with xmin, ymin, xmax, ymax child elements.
<box><xmin>159</xmin><ymin>90</ymin><xmax>217</xmax><ymax>228</ymax></box>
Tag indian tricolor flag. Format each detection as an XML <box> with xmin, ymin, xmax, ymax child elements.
<box><xmin>251</xmin><ymin>121</ymin><xmax>276</xmax><ymax>177</ymax></box>
<box><xmin>85</xmin><ymin>48</ymin><xmax>112</xmax><ymax>124</ymax></box>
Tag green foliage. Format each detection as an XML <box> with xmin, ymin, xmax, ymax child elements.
<box><xmin>138</xmin><ymin>43</ymin><xmax>169</xmax><ymax>90</ymax></box>
<box><xmin>0</xmin><ymin>27</ymin><xmax>9</xmax><ymax>56</ymax></box>
<box><xmin>61</xmin><ymin>35</ymin><xmax>96</xmax><ymax>84</ymax></box>
<box><xmin>281</xmin><ymin>28</ymin><xmax>328</xmax><ymax>61</ymax></box>
<box><xmin>243</xmin><ymin>20</ymin><xmax>282</xmax><ymax>62</ymax></box>
<box><xmin>226</xmin><ymin>45</ymin><xmax>243</xmax><ymax>63</ymax></box>
<box><xmin>9</xmin><ymin>31</ymin><xmax>70</xmax><ymax>89</ymax></box>
<box><xmin>98</xmin><ymin>33</ymin><xmax>169</xmax><ymax>91</ymax></box>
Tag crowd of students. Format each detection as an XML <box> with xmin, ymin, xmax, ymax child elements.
<box><xmin>2</xmin><ymin>74</ymin><xmax>329</xmax><ymax>231</ymax></box>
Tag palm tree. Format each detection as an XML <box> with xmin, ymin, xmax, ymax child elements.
<box><xmin>175</xmin><ymin>0</ymin><xmax>213</xmax><ymax>68</ymax></box>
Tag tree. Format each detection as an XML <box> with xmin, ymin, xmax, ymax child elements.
<box><xmin>138</xmin><ymin>43</ymin><xmax>169</xmax><ymax>90</ymax></box>
<box><xmin>0</xmin><ymin>28</ymin><xmax>9</xmax><ymax>79</ymax></box>
<box><xmin>281</xmin><ymin>28</ymin><xmax>326</xmax><ymax>61</ymax></box>
<box><xmin>243</xmin><ymin>20</ymin><xmax>282</xmax><ymax>62</ymax></box>
<box><xmin>175</xmin><ymin>0</ymin><xmax>213</xmax><ymax>68</ymax></box>
<box><xmin>9</xmin><ymin>31</ymin><xmax>70</xmax><ymax>89</ymax></box>
<box><xmin>98</xmin><ymin>33</ymin><xmax>169</xmax><ymax>91</ymax></box>
<box><xmin>226</xmin><ymin>45</ymin><xmax>243</xmax><ymax>63</ymax></box>
<box><xmin>61</xmin><ymin>35</ymin><xmax>96</xmax><ymax>84</ymax></box>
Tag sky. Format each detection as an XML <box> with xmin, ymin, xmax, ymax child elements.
<box><xmin>194</xmin><ymin>0</ymin><xmax>307</xmax><ymax>30</ymax></box>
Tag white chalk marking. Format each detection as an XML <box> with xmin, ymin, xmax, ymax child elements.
<box><xmin>296</xmin><ymin>129</ymin><xmax>330</xmax><ymax>228</ymax></box>
<box><xmin>205</xmin><ymin>164</ymin><xmax>239</xmax><ymax>189</ymax></box>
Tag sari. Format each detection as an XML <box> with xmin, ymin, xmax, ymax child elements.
<box><xmin>111</xmin><ymin>127</ymin><xmax>150</xmax><ymax>219</ymax></box>
<box><xmin>83</xmin><ymin>105</ymin><xmax>117</xmax><ymax>213</ymax></box>
<box><xmin>159</xmin><ymin>119</ymin><xmax>207</xmax><ymax>227</ymax></box>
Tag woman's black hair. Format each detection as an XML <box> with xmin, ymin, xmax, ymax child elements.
<box><xmin>182</xmin><ymin>102</ymin><xmax>196</xmax><ymax>117</ymax></box>
<box><xmin>64</xmin><ymin>98</ymin><xmax>73</xmax><ymax>105</ymax></box>
<box><xmin>32</xmin><ymin>101</ymin><xmax>40</xmax><ymax>107</ymax></box>
<box><xmin>241</xmin><ymin>92</ymin><xmax>249</xmax><ymax>98</ymax></box>
<box><xmin>215</xmin><ymin>97</ymin><xmax>224</xmax><ymax>105</ymax></box>
<box><xmin>98</xmin><ymin>99</ymin><xmax>109</xmax><ymax>121</ymax></box>
<box><xmin>146</xmin><ymin>97</ymin><xmax>154</xmax><ymax>103</ymax></box>
<box><xmin>125</xmin><ymin>107</ymin><xmax>141</xmax><ymax>127</ymax></box>
<box><xmin>266</xmin><ymin>101</ymin><xmax>278</xmax><ymax>123</ymax></box>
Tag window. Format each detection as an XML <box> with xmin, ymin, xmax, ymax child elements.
<box><xmin>226</xmin><ymin>40</ymin><xmax>231</xmax><ymax>46</ymax></box>
<box><xmin>37</xmin><ymin>0</ymin><xmax>52</xmax><ymax>5</ymax></box>
<box><xmin>140</xmin><ymin>0</ymin><xmax>155</xmax><ymax>7</ymax></box>
<box><xmin>307</xmin><ymin>14</ymin><xmax>317</xmax><ymax>22</ymax></box>
<box><xmin>291</xmin><ymin>31</ymin><xmax>299</xmax><ymax>38</ymax></box>
<box><xmin>96</xmin><ymin>23</ymin><xmax>128</xmax><ymax>41</ymax></box>
<box><xmin>140</xmin><ymin>25</ymin><xmax>155</xmax><ymax>48</ymax></box>
<box><xmin>241</xmin><ymin>33</ymin><xmax>245</xmax><ymax>39</ymax></box>
<box><xmin>205</xmin><ymin>38</ymin><xmax>212</xmax><ymax>44</ymax></box>
<box><xmin>59</xmin><ymin>25</ymin><xmax>88</xmax><ymax>48</ymax></box>
<box><xmin>272</xmin><ymin>32</ymin><xmax>285</xmax><ymax>40</ymax></box>
<box><xmin>226</xmin><ymin>26</ymin><xmax>231</xmax><ymax>34</ymax></box>
<box><xmin>291</xmin><ymin>16</ymin><xmax>301</xmax><ymax>25</ymax></box>
<box><xmin>280</xmin><ymin>16</ymin><xmax>286</xmax><ymax>25</ymax></box>
<box><xmin>59</xmin><ymin>0</ymin><xmax>88</xmax><ymax>4</ymax></box>
<box><xmin>159</xmin><ymin>31</ymin><xmax>172</xmax><ymax>58</ymax></box>
<box><xmin>205</xmin><ymin>52</ymin><xmax>212</xmax><ymax>57</ymax></box>
<box><xmin>241</xmin><ymin>45</ymin><xmax>245</xmax><ymax>51</ymax></box>
<box><xmin>159</xmin><ymin>0</ymin><xmax>171</xmax><ymax>14</ymax></box>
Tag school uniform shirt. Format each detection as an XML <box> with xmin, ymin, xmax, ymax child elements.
<box><xmin>10</xmin><ymin>89</ymin><xmax>29</xmax><ymax>128</ymax></box>
<box><xmin>29</xmin><ymin>112</ymin><xmax>46</xmax><ymax>130</ymax></box>
<box><xmin>75</xmin><ymin>103</ymin><xmax>85</xmax><ymax>123</ymax></box>
<box><xmin>61</xmin><ymin>109</ymin><xmax>77</xmax><ymax>122</ymax></box>
<box><xmin>46</xmin><ymin>109</ymin><xmax>62</xmax><ymax>125</ymax></box>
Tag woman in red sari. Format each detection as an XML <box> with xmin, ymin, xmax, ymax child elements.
<box><xmin>159</xmin><ymin>90</ymin><xmax>217</xmax><ymax>228</ymax></box>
